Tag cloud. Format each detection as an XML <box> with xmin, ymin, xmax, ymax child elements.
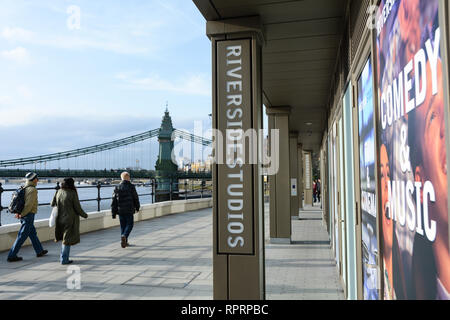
<box><xmin>0</xmin><ymin>106</ymin><xmax>43</xmax><ymax>128</ymax></box>
<box><xmin>0</xmin><ymin>95</ymin><xmax>13</xmax><ymax>105</ymax></box>
<box><xmin>0</xmin><ymin>102</ymin><xmax>182</xmax><ymax>130</ymax></box>
<box><xmin>47</xmin><ymin>34</ymin><xmax>150</xmax><ymax>55</ymax></box>
<box><xmin>0</xmin><ymin>105</ymin><xmax>121</xmax><ymax>128</ymax></box>
<box><xmin>0</xmin><ymin>1</ymin><xmax>210</xmax><ymax>160</ymax></box>
<box><xmin>0</xmin><ymin>103</ymin><xmax>210</xmax><ymax>161</ymax></box>
<box><xmin>1</xmin><ymin>27</ymin><xmax>33</xmax><ymax>40</ymax></box>
<box><xmin>154</xmin><ymin>0</ymin><xmax>203</xmax><ymax>31</ymax></box>
<box><xmin>0</xmin><ymin>26</ymin><xmax>151</xmax><ymax>56</ymax></box>
<box><xmin>16</xmin><ymin>85</ymin><xmax>33</xmax><ymax>99</ymax></box>
<box><xmin>115</xmin><ymin>72</ymin><xmax>211</xmax><ymax>96</ymax></box>
<box><xmin>0</xmin><ymin>112</ymin><xmax>163</xmax><ymax>159</ymax></box>
<box><xmin>0</xmin><ymin>0</ymin><xmax>204</xmax><ymax>57</ymax></box>
<box><xmin>0</xmin><ymin>47</ymin><xmax>31</xmax><ymax>64</ymax></box>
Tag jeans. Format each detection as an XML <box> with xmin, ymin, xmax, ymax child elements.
<box><xmin>8</xmin><ymin>213</ymin><xmax>44</xmax><ymax>259</ymax></box>
<box><xmin>119</xmin><ymin>214</ymin><xmax>134</xmax><ymax>240</ymax></box>
<box><xmin>60</xmin><ymin>244</ymin><xmax>71</xmax><ymax>264</ymax></box>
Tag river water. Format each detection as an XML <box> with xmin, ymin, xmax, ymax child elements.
<box><xmin>0</xmin><ymin>183</ymin><xmax>154</xmax><ymax>226</ymax></box>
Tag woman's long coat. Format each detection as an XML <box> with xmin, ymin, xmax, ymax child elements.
<box><xmin>51</xmin><ymin>189</ymin><xmax>88</xmax><ymax>246</ymax></box>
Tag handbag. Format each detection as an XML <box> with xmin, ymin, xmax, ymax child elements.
<box><xmin>49</xmin><ymin>206</ymin><xmax>58</xmax><ymax>227</ymax></box>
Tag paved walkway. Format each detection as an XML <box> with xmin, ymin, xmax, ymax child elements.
<box><xmin>0</xmin><ymin>204</ymin><xmax>344</xmax><ymax>300</ymax></box>
<box><xmin>265</xmin><ymin>203</ymin><xmax>344</xmax><ymax>299</ymax></box>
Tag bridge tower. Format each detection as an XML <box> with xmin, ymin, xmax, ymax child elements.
<box><xmin>155</xmin><ymin>107</ymin><xmax>179</xmax><ymax>202</ymax></box>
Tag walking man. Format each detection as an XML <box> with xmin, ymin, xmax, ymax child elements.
<box><xmin>313</xmin><ymin>180</ymin><xmax>317</xmax><ymax>203</ymax></box>
<box><xmin>7</xmin><ymin>172</ymin><xmax>48</xmax><ymax>262</ymax></box>
<box><xmin>111</xmin><ymin>172</ymin><xmax>140</xmax><ymax>248</ymax></box>
<box><xmin>316</xmin><ymin>179</ymin><xmax>321</xmax><ymax>203</ymax></box>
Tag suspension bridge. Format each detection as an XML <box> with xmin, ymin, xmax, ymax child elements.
<box><xmin>0</xmin><ymin>109</ymin><xmax>213</xmax><ymax>180</ymax></box>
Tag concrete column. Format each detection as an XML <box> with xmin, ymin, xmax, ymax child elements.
<box><xmin>208</xmin><ymin>16</ymin><xmax>265</xmax><ymax>300</ymax></box>
<box><xmin>289</xmin><ymin>132</ymin><xmax>299</xmax><ymax>219</ymax></box>
<box><xmin>266</xmin><ymin>106</ymin><xmax>291</xmax><ymax>244</ymax></box>
<box><xmin>297</xmin><ymin>143</ymin><xmax>303</xmax><ymax>210</ymax></box>
<box><xmin>303</xmin><ymin>151</ymin><xmax>313</xmax><ymax>206</ymax></box>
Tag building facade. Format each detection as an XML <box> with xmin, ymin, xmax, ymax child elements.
<box><xmin>194</xmin><ymin>0</ymin><xmax>450</xmax><ymax>300</ymax></box>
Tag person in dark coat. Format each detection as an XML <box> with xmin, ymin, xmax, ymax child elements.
<box><xmin>111</xmin><ymin>172</ymin><xmax>140</xmax><ymax>248</ymax></box>
<box><xmin>316</xmin><ymin>179</ymin><xmax>321</xmax><ymax>202</ymax></box>
<box><xmin>312</xmin><ymin>180</ymin><xmax>317</xmax><ymax>203</ymax></box>
<box><xmin>51</xmin><ymin>177</ymin><xmax>88</xmax><ymax>265</ymax></box>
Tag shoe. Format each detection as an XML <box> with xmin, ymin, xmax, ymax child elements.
<box><xmin>37</xmin><ymin>250</ymin><xmax>48</xmax><ymax>257</ymax></box>
<box><xmin>61</xmin><ymin>260</ymin><xmax>73</xmax><ymax>265</ymax></box>
<box><xmin>7</xmin><ymin>256</ymin><xmax>23</xmax><ymax>262</ymax></box>
<box><xmin>121</xmin><ymin>236</ymin><xmax>127</xmax><ymax>248</ymax></box>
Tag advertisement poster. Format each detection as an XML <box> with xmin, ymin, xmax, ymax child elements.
<box><xmin>376</xmin><ymin>0</ymin><xmax>450</xmax><ymax>299</ymax></box>
<box><xmin>358</xmin><ymin>57</ymin><xmax>379</xmax><ymax>300</ymax></box>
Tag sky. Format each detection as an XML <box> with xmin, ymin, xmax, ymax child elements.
<box><xmin>0</xmin><ymin>0</ymin><xmax>214</xmax><ymax>168</ymax></box>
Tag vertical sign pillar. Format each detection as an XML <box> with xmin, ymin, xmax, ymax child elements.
<box><xmin>267</xmin><ymin>106</ymin><xmax>291</xmax><ymax>244</ymax></box>
<box><xmin>297</xmin><ymin>144</ymin><xmax>304</xmax><ymax>210</ymax></box>
<box><xmin>208</xmin><ymin>17</ymin><xmax>265</xmax><ymax>300</ymax></box>
<box><xmin>303</xmin><ymin>151</ymin><xmax>313</xmax><ymax>206</ymax></box>
<box><xmin>289</xmin><ymin>132</ymin><xmax>299</xmax><ymax>218</ymax></box>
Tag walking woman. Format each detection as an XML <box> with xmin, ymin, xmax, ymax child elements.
<box><xmin>51</xmin><ymin>178</ymin><xmax>88</xmax><ymax>265</ymax></box>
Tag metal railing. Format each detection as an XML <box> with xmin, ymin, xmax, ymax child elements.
<box><xmin>150</xmin><ymin>178</ymin><xmax>213</xmax><ymax>201</ymax></box>
<box><xmin>0</xmin><ymin>179</ymin><xmax>212</xmax><ymax>226</ymax></box>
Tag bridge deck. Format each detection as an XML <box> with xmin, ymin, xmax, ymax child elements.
<box><xmin>0</xmin><ymin>205</ymin><xmax>343</xmax><ymax>300</ymax></box>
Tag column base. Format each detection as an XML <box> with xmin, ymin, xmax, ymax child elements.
<box><xmin>270</xmin><ymin>238</ymin><xmax>291</xmax><ymax>244</ymax></box>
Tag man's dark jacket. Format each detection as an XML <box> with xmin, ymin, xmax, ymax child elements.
<box><xmin>111</xmin><ymin>180</ymin><xmax>140</xmax><ymax>217</ymax></box>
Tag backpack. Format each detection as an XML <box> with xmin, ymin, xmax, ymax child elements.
<box><xmin>8</xmin><ymin>186</ymin><xmax>27</xmax><ymax>214</ymax></box>
<box><xmin>111</xmin><ymin>187</ymin><xmax>119</xmax><ymax>217</ymax></box>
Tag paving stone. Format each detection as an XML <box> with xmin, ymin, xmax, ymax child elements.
<box><xmin>98</xmin><ymin>284</ymin><xmax>157</xmax><ymax>299</ymax></box>
<box><xmin>185</xmin><ymin>278</ymin><xmax>213</xmax><ymax>292</ymax></box>
<box><xmin>123</xmin><ymin>276</ymin><xmax>165</xmax><ymax>287</ymax></box>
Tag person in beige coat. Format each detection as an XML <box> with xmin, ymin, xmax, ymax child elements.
<box><xmin>51</xmin><ymin>177</ymin><xmax>88</xmax><ymax>265</ymax></box>
<box><xmin>7</xmin><ymin>172</ymin><xmax>48</xmax><ymax>262</ymax></box>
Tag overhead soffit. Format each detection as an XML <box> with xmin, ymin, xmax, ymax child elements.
<box><xmin>193</xmin><ymin>0</ymin><xmax>348</xmax><ymax>152</ymax></box>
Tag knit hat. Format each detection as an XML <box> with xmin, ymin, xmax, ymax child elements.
<box><xmin>25</xmin><ymin>172</ymin><xmax>38</xmax><ymax>181</ymax></box>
